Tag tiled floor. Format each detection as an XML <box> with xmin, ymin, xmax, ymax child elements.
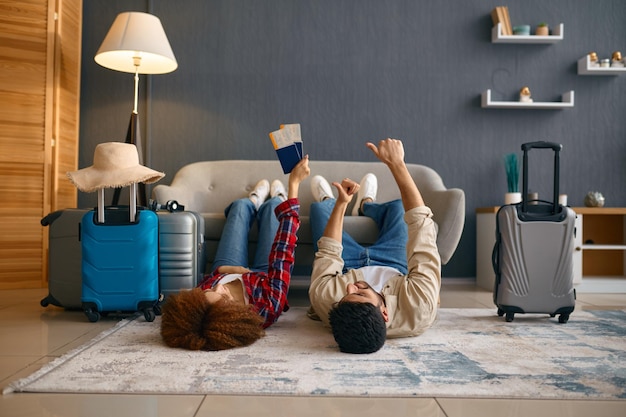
<box><xmin>0</xmin><ymin>282</ymin><xmax>624</xmax><ymax>417</ymax></box>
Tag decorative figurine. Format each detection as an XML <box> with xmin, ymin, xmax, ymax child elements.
<box><xmin>584</xmin><ymin>191</ymin><xmax>605</xmax><ymax>207</ymax></box>
<box><xmin>611</xmin><ymin>51</ymin><xmax>624</xmax><ymax>68</ymax></box>
<box><xmin>589</xmin><ymin>52</ymin><xmax>599</xmax><ymax>67</ymax></box>
<box><xmin>519</xmin><ymin>86</ymin><xmax>533</xmax><ymax>103</ymax></box>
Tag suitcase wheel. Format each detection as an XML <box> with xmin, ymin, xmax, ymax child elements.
<box><xmin>497</xmin><ymin>308</ymin><xmax>504</xmax><ymax>317</ymax></box>
<box><xmin>40</xmin><ymin>297</ymin><xmax>50</xmax><ymax>307</ymax></box>
<box><xmin>143</xmin><ymin>308</ymin><xmax>156</xmax><ymax>322</ymax></box>
<box><xmin>85</xmin><ymin>309</ymin><xmax>100</xmax><ymax>323</ymax></box>
<box><xmin>505</xmin><ymin>312</ymin><xmax>515</xmax><ymax>322</ymax></box>
<box><xmin>558</xmin><ymin>314</ymin><xmax>569</xmax><ymax>324</ymax></box>
<box><xmin>83</xmin><ymin>303</ymin><xmax>101</xmax><ymax>322</ymax></box>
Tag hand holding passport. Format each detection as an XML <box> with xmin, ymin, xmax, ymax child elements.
<box><xmin>269</xmin><ymin>123</ymin><xmax>303</xmax><ymax>174</ymax></box>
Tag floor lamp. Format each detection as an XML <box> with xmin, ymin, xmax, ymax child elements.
<box><xmin>94</xmin><ymin>11</ymin><xmax>177</xmax><ymax>206</ymax></box>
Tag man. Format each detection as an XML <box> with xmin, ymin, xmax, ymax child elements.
<box><xmin>161</xmin><ymin>156</ymin><xmax>310</xmax><ymax>351</ymax></box>
<box><xmin>308</xmin><ymin>139</ymin><xmax>440</xmax><ymax>354</ymax></box>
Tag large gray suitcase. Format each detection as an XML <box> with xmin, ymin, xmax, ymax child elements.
<box><xmin>40</xmin><ymin>209</ymin><xmax>87</xmax><ymax>309</ymax></box>
<box><xmin>156</xmin><ymin>209</ymin><xmax>206</xmax><ymax>298</ymax></box>
<box><xmin>492</xmin><ymin>141</ymin><xmax>576</xmax><ymax>323</ymax></box>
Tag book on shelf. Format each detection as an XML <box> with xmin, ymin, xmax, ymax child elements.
<box><xmin>269</xmin><ymin>123</ymin><xmax>303</xmax><ymax>174</ymax></box>
<box><xmin>503</xmin><ymin>6</ymin><xmax>512</xmax><ymax>36</ymax></box>
<box><xmin>490</xmin><ymin>7</ymin><xmax>500</xmax><ymax>27</ymax></box>
<box><xmin>491</xmin><ymin>6</ymin><xmax>512</xmax><ymax>36</ymax></box>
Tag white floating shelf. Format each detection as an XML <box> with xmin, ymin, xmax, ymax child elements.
<box><xmin>481</xmin><ymin>89</ymin><xmax>575</xmax><ymax>109</ymax></box>
<box><xmin>581</xmin><ymin>244</ymin><xmax>626</xmax><ymax>251</ymax></box>
<box><xmin>491</xmin><ymin>23</ymin><xmax>564</xmax><ymax>44</ymax></box>
<box><xmin>578</xmin><ymin>55</ymin><xmax>626</xmax><ymax>75</ymax></box>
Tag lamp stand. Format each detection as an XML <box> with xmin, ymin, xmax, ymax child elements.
<box><xmin>111</xmin><ymin>66</ymin><xmax>148</xmax><ymax>207</ymax></box>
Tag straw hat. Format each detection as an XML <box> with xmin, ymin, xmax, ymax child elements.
<box><xmin>67</xmin><ymin>142</ymin><xmax>165</xmax><ymax>192</ymax></box>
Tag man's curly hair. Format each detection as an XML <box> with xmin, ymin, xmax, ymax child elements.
<box><xmin>160</xmin><ymin>287</ymin><xmax>265</xmax><ymax>351</ymax></box>
<box><xmin>328</xmin><ymin>301</ymin><xmax>386</xmax><ymax>354</ymax></box>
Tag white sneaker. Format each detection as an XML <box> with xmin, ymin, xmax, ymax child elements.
<box><xmin>270</xmin><ymin>179</ymin><xmax>287</xmax><ymax>201</ymax></box>
<box><xmin>249</xmin><ymin>179</ymin><xmax>270</xmax><ymax>210</ymax></box>
<box><xmin>310</xmin><ymin>175</ymin><xmax>334</xmax><ymax>202</ymax></box>
<box><xmin>351</xmin><ymin>173</ymin><xmax>377</xmax><ymax>216</ymax></box>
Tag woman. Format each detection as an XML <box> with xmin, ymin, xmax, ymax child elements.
<box><xmin>161</xmin><ymin>156</ymin><xmax>310</xmax><ymax>351</ymax></box>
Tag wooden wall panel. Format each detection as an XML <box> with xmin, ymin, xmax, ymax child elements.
<box><xmin>52</xmin><ymin>0</ymin><xmax>81</xmax><ymax>210</ymax></box>
<box><xmin>0</xmin><ymin>0</ymin><xmax>50</xmax><ymax>289</ymax></box>
<box><xmin>0</xmin><ymin>0</ymin><xmax>81</xmax><ymax>289</ymax></box>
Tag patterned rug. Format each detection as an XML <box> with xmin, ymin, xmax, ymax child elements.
<box><xmin>4</xmin><ymin>308</ymin><xmax>626</xmax><ymax>399</ymax></box>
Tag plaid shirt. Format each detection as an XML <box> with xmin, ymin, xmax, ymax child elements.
<box><xmin>199</xmin><ymin>198</ymin><xmax>300</xmax><ymax>328</ymax></box>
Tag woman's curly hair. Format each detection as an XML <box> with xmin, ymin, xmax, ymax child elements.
<box><xmin>160</xmin><ymin>287</ymin><xmax>265</xmax><ymax>351</ymax></box>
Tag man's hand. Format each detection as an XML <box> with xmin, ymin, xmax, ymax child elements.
<box><xmin>367</xmin><ymin>138</ymin><xmax>423</xmax><ymax>210</ymax></box>
<box><xmin>332</xmin><ymin>178</ymin><xmax>360</xmax><ymax>205</ymax></box>
<box><xmin>366</xmin><ymin>138</ymin><xmax>405</xmax><ymax>167</ymax></box>
<box><xmin>322</xmin><ymin>177</ymin><xmax>359</xmax><ymax>242</ymax></box>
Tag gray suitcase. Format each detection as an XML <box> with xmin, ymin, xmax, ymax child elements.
<box><xmin>40</xmin><ymin>209</ymin><xmax>88</xmax><ymax>309</ymax></box>
<box><xmin>492</xmin><ymin>141</ymin><xmax>576</xmax><ymax>323</ymax></box>
<box><xmin>155</xmin><ymin>209</ymin><xmax>206</xmax><ymax>298</ymax></box>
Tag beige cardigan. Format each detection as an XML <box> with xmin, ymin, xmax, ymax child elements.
<box><xmin>308</xmin><ymin>206</ymin><xmax>441</xmax><ymax>338</ymax></box>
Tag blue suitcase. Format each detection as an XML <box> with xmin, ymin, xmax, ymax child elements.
<box><xmin>81</xmin><ymin>185</ymin><xmax>160</xmax><ymax>322</ymax></box>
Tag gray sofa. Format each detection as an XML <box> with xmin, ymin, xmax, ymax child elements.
<box><xmin>152</xmin><ymin>160</ymin><xmax>465</xmax><ymax>287</ymax></box>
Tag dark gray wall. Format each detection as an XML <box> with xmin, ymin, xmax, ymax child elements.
<box><xmin>79</xmin><ymin>1</ymin><xmax>626</xmax><ymax>278</ymax></box>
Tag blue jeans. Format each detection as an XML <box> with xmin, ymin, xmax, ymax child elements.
<box><xmin>310</xmin><ymin>199</ymin><xmax>408</xmax><ymax>274</ymax></box>
<box><xmin>211</xmin><ymin>197</ymin><xmax>281</xmax><ymax>273</ymax></box>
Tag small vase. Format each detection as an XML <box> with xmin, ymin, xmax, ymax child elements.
<box><xmin>535</xmin><ymin>25</ymin><xmax>549</xmax><ymax>36</ymax></box>
<box><xmin>504</xmin><ymin>192</ymin><xmax>522</xmax><ymax>205</ymax></box>
<box><xmin>513</xmin><ymin>25</ymin><xmax>531</xmax><ymax>36</ymax></box>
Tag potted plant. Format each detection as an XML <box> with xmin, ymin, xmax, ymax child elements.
<box><xmin>504</xmin><ymin>153</ymin><xmax>521</xmax><ymax>204</ymax></box>
<box><xmin>535</xmin><ymin>22</ymin><xmax>549</xmax><ymax>36</ymax></box>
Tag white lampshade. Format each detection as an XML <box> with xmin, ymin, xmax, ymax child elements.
<box><xmin>95</xmin><ymin>11</ymin><xmax>177</xmax><ymax>74</ymax></box>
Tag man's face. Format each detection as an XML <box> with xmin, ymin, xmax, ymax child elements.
<box><xmin>341</xmin><ymin>281</ymin><xmax>389</xmax><ymax>322</ymax></box>
<box><xmin>342</xmin><ymin>281</ymin><xmax>384</xmax><ymax>306</ymax></box>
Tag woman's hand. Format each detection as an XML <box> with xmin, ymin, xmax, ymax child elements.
<box><xmin>217</xmin><ymin>265</ymin><xmax>251</xmax><ymax>274</ymax></box>
<box><xmin>288</xmin><ymin>155</ymin><xmax>311</xmax><ymax>199</ymax></box>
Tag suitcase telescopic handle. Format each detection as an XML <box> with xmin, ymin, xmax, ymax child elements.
<box><xmin>96</xmin><ymin>185</ymin><xmax>137</xmax><ymax>224</ymax></box>
<box><xmin>521</xmin><ymin>141</ymin><xmax>562</xmax><ymax>152</ymax></box>
<box><xmin>521</xmin><ymin>141</ymin><xmax>561</xmax><ymax>215</ymax></box>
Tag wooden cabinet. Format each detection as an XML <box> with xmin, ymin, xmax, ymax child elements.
<box><xmin>476</xmin><ymin>207</ymin><xmax>626</xmax><ymax>293</ymax></box>
<box><xmin>573</xmin><ymin>208</ymin><xmax>626</xmax><ymax>292</ymax></box>
<box><xmin>0</xmin><ymin>1</ymin><xmax>82</xmax><ymax>289</ymax></box>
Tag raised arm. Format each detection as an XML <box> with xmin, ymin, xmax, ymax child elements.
<box><xmin>366</xmin><ymin>139</ymin><xmax>424</xmax><ymax>211</ymax></box>
<box><xmin>322</xmin><ymin>178</ymin><xmax>360</xmax><ymax>242</ymax></box>
<box><xmin>288</xmin><ymin>155</ymin><xmax>311</xmax><ymax>199</ymax></box>
<box><xmin>260</xmin><ymin>156</ymin><xmax>310</xmax><ymax>326</ymax></box>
